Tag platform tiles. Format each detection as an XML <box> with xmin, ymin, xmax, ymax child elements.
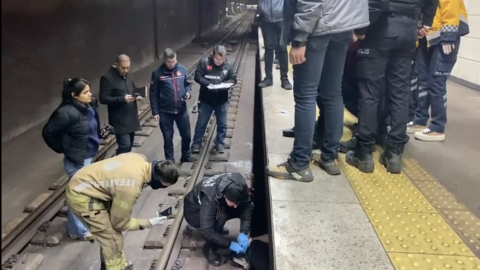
<box><xmin>258</xmin><ymin>29</ymin><xmax>480</xmax><ymax>270</ymax></box>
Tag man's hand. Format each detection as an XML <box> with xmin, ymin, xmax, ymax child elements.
<box><xmin>355</xmin><ymin>34</ymin><xmax>365</xmax><ymax>41</ymax></box>
<box><xmin>237</xmin><ymin>233</ymin><xmax>250</xmax><ymax>250</ymax></box>
<box><xmin>154</xmin><ymin>115</ymin><xmax>160</xmax><ymax>122</ymax></box>
<box><xmin>125</xmin><ymin>94</ymin><xmax>135</xmax><ymax>102</ymax></box>
<box><xmin>442</xmin><ymin>43</ymin><xmax>455</xmax><ymax>55</ymax></box>
<box><xmin>289</xmin><ymin>46</ymin><xmax>306</xmax><ymax>65</ymax></box>
<box><xmin>136</xmin><ymin>96</ymin><xmax>143</xmax><ymax>101</ymax></box>
<box><xmin>418</xmin><ymin>25</ymin><xmax>431</xmax><ymax>39</ymax></box>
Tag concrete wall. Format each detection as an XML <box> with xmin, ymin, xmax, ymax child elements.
<box><xmin>1</xmin><ymin>0</ymin><xmax>223</xmax><ymax>142</ymax></box>
<box><xmin>451</xmin><ymin>0</ymin><xmax>480</xmax><ymax>89</ymax></box>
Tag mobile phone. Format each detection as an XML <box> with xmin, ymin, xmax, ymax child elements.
<box><xmin>158</xmin><ymin>207</ymin><xmax>173</xmax><ymax>217</ymax></box>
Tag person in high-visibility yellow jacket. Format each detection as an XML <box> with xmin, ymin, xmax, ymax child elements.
<box><xmin>66</xmin><ymin>153</ymin><xmax>179</xmax><ymax>270</ymax></box>
<box><xmin>407</xmin><ymin>0</ymin><xmax>469</xmax><ymax>142</ymax></box>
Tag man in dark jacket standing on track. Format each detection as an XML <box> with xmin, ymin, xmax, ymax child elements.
<box><xmin>191</xmin><ymin>45</ymin><xmax>237</xmax><ymax>154</ymax></box>
<box><xmin>267</xmin><ymin>0</ymin><xmax>370</xmax><ymax>181</ymax></box>
<box><xmin>100</xmin><ymin>54</ymin><xmax>142</xmax><ymax>155</ymax></box>
<box><xmin>150</xmin><ymin>48</ymin><xmax>195</xmax><ymax>163</ymax></box>
<box><xmin>346</xmin><ymin>0</ymin><xmax>438</xmax><ymax>174</ymax></box>
<box><xmin>257</xmin><ymin>0</ymin><xmax>292</xmax><ymax>90</ymax></box>
<box><xmin>184</xmin><ymin>173</ymin><xmax>253</xmax><ymax>267</ymax></box>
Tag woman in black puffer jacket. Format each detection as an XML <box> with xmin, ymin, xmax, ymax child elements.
<box><xmin>44</xmin><ymin>78</ymin><xmax>101</xmax><ymax>241</ymax></box>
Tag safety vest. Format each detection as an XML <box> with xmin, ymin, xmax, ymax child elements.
<box><xmin>426</xmin><ymin>0</ymin><xmax>469</xmax><ymax>47</ymax></box>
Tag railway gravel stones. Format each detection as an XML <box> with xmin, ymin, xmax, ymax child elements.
<box><xmin>135</xmin><ymin>127</ymin><xmax>155</xmax><ymax>136</ymax></box>
<box><xmin>24</xmin><ymin>192</ymin><xmax>53</xmax><ymax>213</ymax></box>
<box><xmin>30</xmin><ymin>218</ymin><xmax>66</xmax><ymax>246</ymax></box>
<box><xmin>10</xmin><ymin>253</ymin><xmax>44</xmax><ymax>270</ymax></box>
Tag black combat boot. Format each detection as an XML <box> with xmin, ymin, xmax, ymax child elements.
<box><xmin>340</xmin><ymin>137</ymin><xmax>357</xmax><ymax>153</ymax></box>
<box><xmin>203</xmin><ymin>242</ymin><xmax>222</xmax><ymax>267</ymax></box>
<box><xmin>380</xmin><ymin>146</ymin><xmax>403</xmax><ymax>174</ymax></box>
<box><xmin>345</xmin><ymin>148</ymin><xmax>374</xmax><ymax>173</ymax></box>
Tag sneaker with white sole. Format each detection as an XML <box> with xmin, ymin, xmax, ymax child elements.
<box><xmin>414</xmin><ymin>128</ymin><xmax>445</xmax><ymax>141</ymax></box>
<box><xmin>406</xmin><ymin>121</ymin><xmax>426</xmax><ymax>134</ymax></box>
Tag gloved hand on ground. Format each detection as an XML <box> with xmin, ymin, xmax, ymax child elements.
<box><xmin>237</xmin><ymin>233</ymin><xmax>250</xmax><ymax>250</ymax></box>
<box><xmin>229</xmin><ymin>241</ymin><xmax>245</xmax><ymax>254</ymax></box>
<box><xmin>148</xmin><ymin>214</ymin><xmax>168</xmax><ymax>226</ymax></box>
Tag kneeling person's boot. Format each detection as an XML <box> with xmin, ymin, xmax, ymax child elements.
<box><xmin>380</xmin><ymin>146</ymin><xmax>403</xmax><ymax>174</ymax></box>
<box><xmin>203</xmin><ymin>242</ymin><xmax>222</xmax><ymax>267</ymax></box>
<box><xmin>346</xmin><ymin>148</ymin><xmax>374</xmax><ymax>173</ymax></box>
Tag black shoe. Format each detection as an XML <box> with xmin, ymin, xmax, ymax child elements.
<box><xmin>203</xmin><ymin>243</ymin><xmax>222</xmax><ymax>267</ymax></box>
<box><xmin>191</xmin><ymin>144</ymin><xmax>201</xmax><ymax>154</ymax></box>
<box><xmin>221</xmin><ymin>227</ymin><xmax>229</xmax><ymax>235</ymax></box>
<box><xmin>258</xmin><ymin>77</ymin><xmax>273</xmax><ymax>88</ymax></box>
<box><xmin>281</xmin><ymin>78</ymin><xmax>292</xmax><ymax>90</ymax></box>
<box><xmin>180</xmin><ymin>156</ymin><xmax>197</xmax><ymax>163</ymax></box>
<box><xmin>345</xmin><ymin>150</ymin><xmax>374</xmax><ymax>173</ymax></box>
<box><xmin>276</xmin><ymin>64</ymin><xmax>280</xmax><ymax>70</ymax></box>
<box><xmin>282</xmin><ymin>128</ymin><xmax>295</xmax><ymax>138</ymax></box>
<box><xmin>216</xmin><ymin>144</ymin><xmax>225</xmax><ymax>154</ymax></box>
<box><xmin>339</xmin><ymin>137</ymin><xmax>357</xmax><ymax>153</ymax></box>
<box><xmin>380</xmin><ymin>147</ymin><xmax>403</xmax><ymax>174</ymax></box>
<box><xmin>312</xmin><ymin>155</ymin><xmax>341</xmax><ymax>175</ymax></box>
<box><xmin>192</xmin><ymin>105</ymin><xmax>198</xmax><ymax>113</ymax></box>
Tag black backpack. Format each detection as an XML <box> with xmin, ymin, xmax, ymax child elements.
<box><xmin>42</xmin><ymin>109</ymin><xmax>64</xmax><ymax>154</ymax></box>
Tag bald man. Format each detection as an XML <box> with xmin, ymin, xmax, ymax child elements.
<box><xmin>100</xmin><ymin>55</ymin><xmax>142</xmax><ymax>155</ymax></box>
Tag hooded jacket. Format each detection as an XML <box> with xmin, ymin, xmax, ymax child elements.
<box><xmin>426</xmin><ymin>0</ymin><xmax>469</xmax><ymax>47</ymax></box>
<box><xmin>257</xmin><ymin>0</ymin><xmax>284</xmax><ymax>23</ymax></box>
<box><xmin>66</xmin><ymin>153</ymin><xmax>155</xmax><ymax>232</ymax></box>
<box><xmin>149</xmin><ymin>63</ymin><xmax>192</xmax><ymax>115</ymax></box>
<box><xmin>184</xmin><ymin>173</ymin><xmax>253</xmax><ymax>248</ymax></box>
<box><xmin>194</xmin><ymin>55</ymin><xmax>237</xmax><ymax>106</ymax></box>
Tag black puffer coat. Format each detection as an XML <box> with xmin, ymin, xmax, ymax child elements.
<box><xmin>45</xmin><ymin>99</ymin><xmax>101</xmax><ymax>165</ymax></box>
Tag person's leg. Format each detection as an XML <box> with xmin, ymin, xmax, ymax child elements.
<box><xmin>267</xmin><ymin>35</ymin><xmax>330</xmax><ymax>182</ymax></box>
<box><xmin>175</xmin><ymin>110</ymin><xmax>193</xmax><ymax>161</ymax></box>
<box><xmin>128</xmin><ymin>132</ymin><xmax>135</xmax><ymax>151</ymax></box>
<box><xmin>115</xmin><ymin>134</ymin><xmax>131</xmax><ymax>155</ymax></box>
<box><xmin>192</xmin><ymin>102</ymin><xmax>215</xmax><ymax>152</ymax></box>
<box><xmin>314</xmin><ymin>31</ymin><xmax>352</xmax><ymax>175</ymax></box>
<box><xmin>214</xmin><ymin>102</ymin><xmax>228</xmax><ymax>153</ymax></box>
<box><xmin>259</xmin><ymin>22</ymin><xmax>275</xmax><ymax>87</ymax></box>
<box><xmin>414</xmin><ymin>39</ymin><xmax>459</xmax><ymax>141</ymax></box>
<box><xmin>381</xmin><ymin>44</ymin><xmax>415</xmax><ymax>173</ymax></box>
<box><xmin>409</xmin><ymin>39</ymin><xmax>431</xmax><ymax>133</ymax></box>
<box><xmin>274</xmin><ymin>22</ymin><xmax>292</xmax><ymax>90</ymax></box>
<box><xmin>408</xmin><ymin>55</ymin><xmax>419</xmax><ymax>121</ymax></box>
<box><xmin>346</xmin><ymin>36</ymin><xmax>390</xmax><ymax>173</ymax></box>
<box><xmin>80</xmin><ymin>209</ymin><xmax>129</xmax><ymax>270</ymax></box>
<box><xmin>159</xmin><ymin>112</ymin><xmax>176</xmax><ymax>162</ymax></box>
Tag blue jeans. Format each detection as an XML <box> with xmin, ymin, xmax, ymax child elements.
<box><xmin>289</xmin><ymin>32</ymin><xmax>352</xmax><ymax>170</ymax></box>
<box><xmin>192</xmin><ymin>102</ymin><xmax>228</xmax><ymax>146</ymax></box>
<box><xmin>63</xmin><ymin>157</ymin><xmax>93</xmax><ymax>238</ymax></box>
<box><xmin>413</xmin><ymin>38</ymin><xmax>460</xmax><ymax>133</ymax></box>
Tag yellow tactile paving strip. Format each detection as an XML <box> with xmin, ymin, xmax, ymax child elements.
<box><xmin>338</xmin><ymin>111</ymin><xmax>480</xmax><ymax>270</ymax></box>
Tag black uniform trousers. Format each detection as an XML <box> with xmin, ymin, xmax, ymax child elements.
<box><xmin>159</xmin><ymin>110</ymin><xmax>191</xmax><ymax>162</ymax></box>
<box><xmin>356</xmin><ymin>14</ymin><xmax>417</xmax><ymax>153</ymax></box>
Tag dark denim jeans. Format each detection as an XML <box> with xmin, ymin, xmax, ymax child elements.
<box><xmin>159</xmin><ymin>110</ymin><xmax>192</xmax><ymax>161</ymax></box>
<box><xmin>261</xmin><ymin>21</ymin><xmax>288</xmax><ymax>79</ymax></box>
<box><xmin>192</xmin><ymin>102</ymin><xmax>228</xmax><ymax>146</ymax></box>
<box><xmin>288</xmin><ymin>32</ymin><xmax>352</xmax><ymax>170</ymax></box>
<box><xmin>115</xmin><ymin>132</ymin><xmax>135</xmax><ymax>155</ymax></box>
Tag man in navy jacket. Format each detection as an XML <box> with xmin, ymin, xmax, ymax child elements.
<box><xmin>150</xmin><ymin>48</ymin><xmax>195</xmax><ymax>163</ymax></box>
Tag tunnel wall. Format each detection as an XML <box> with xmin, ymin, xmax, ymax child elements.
<box><xmin>1</xmin><ymin>0</ymin><xmax>224</xmax><ymax>142</ymax></box>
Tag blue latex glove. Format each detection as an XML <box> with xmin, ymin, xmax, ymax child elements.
<box><xmin>229</xmin><ymin>242</ymin><xmax>245</xmax><ymax>254</ymax></box>
<box><xmin>237</xmin><ymin>233</ymin><xmax>249</xmax><ymax>250</ymax></box>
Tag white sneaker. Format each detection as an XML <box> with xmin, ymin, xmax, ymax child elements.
<box><xmin>406</xmin><ymin>121</ymin><xmax>426</xmax><ymax>134</ymax></box>
<box><xmin>414</xmin><ymin>128</ymin><xmax>445</xmax><ymax>141</ymax></box>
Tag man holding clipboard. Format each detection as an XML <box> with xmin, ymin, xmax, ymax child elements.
<box><xmin>191</xmin><ymin>45</ymin><xmax>237</xmax><ymax>154</ymax></box>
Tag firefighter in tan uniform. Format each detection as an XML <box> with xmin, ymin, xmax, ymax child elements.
<box><xmin>66</xmin><ymin>153</ymin><xmax>179</xmax><ymax>270</ymax></box>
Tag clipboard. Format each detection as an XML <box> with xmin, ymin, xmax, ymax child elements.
<box><xmin>133</xmin><ymin>87</ymin><xmax>147</xmax><ymax>98</ymax></box>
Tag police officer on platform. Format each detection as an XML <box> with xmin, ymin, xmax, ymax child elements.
<box><xmin>150</xmin><ymin>48</ymin><xmax>195</xmax><ymax>163</ymax></box>
<box><xmin>346</xmin><ymin>0</ymin><xmax>438</xmax><ymax>174</ymax></box>
<box><xmin>183</xmin><ymin>173</ymin><xmax>253</xmax><ymax>267</ymax></box>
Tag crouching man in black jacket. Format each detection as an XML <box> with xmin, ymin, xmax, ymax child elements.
<box><xmin>184</xmin><ymin>173</ymin><xmax>253</xmax><ymax>267</ymax></box>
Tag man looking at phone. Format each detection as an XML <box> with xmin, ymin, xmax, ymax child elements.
<box><xmin>183</xmin><ymin>172</ymin><xmax>253</xmax><ymax>267</ymax></box>
<box><xmin>100</xmin><ymin>54</ymin><xmax>143</xmax><ymax>155</ymax></box>
<box><xmin>66</xmin><ymin>153</ymin><xmax>179</xmax><ymax>270</ymax></box>
<box><xmin>191</xmin><ymin>45</ymin><xmax>237</xmax><ymax>154</ymax></box>
<box><xmin>150</xmin><ymin>48</ymin><xmax>195</xmax><ymax>163</ymax></box>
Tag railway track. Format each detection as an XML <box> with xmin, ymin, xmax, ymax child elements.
<box><xmin>2</xmin><ymin>12</ymin><xmax>255</xmax><ymax>270</ymax></box>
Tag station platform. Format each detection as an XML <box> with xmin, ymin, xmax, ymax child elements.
<box><xmin>258</xmin><ymin>28</ymin><xmax>480</xmax><ymax>270</ymax></box>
